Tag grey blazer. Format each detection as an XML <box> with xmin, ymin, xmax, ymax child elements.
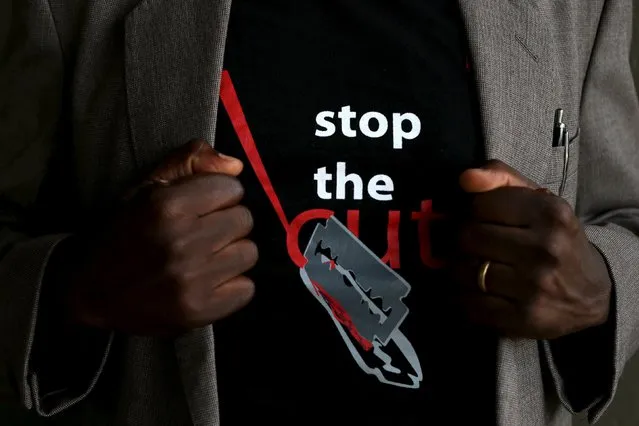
<box><xmin>2</xmin><ymin>0</ymin><xmax>639</xmax><ymax>425</ymax></box>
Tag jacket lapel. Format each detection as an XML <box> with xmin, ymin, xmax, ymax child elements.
<box><xmin>124</xmin><ymin>1</ymin><xmax>233</xmax><ymax>425</ymax></box>
<box><xmin>458</xmin><ymin>1</ymin><xmax>559</xmax><ymax>425</ymax></box>
<box><xmin>459</xmin><ymin>0</ymin><xmax>565</xmax><ymax>183</ymax></box>
<box><xmin>124</xmin><ymin>0</ymin><xmax>232</xmax><ymax>173</ymax></box>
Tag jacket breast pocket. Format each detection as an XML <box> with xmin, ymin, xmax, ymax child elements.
<box><xmin>542</xmin><ymin>128</ymin><xmax>580</xmax><ymax>206</ymax></box>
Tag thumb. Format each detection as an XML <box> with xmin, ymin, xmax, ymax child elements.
<box><xmin>459</xmin><ymin>160</ymin><xmax>538</xmax><ymax>193</ymax></box>
<box><xmin>149</xmin><ymin>138</ymin><xmax>243</xmax><ymax>183</ymax></box>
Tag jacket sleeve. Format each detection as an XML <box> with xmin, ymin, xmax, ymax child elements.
<box><xmin>542</xmin><ymin>0</ymin><xmax>639</xmax><ymax>422</ymax></box>
<box><xmin>0</xmin><ymin>0</ymin><xmax>111</xmax><ymax>416</ymax></box>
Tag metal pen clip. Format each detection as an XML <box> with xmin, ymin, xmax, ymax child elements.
<box><xmin>553</xmin><ymin>109</ymin><xmax>570</xmax><ymax>197</ymax></box>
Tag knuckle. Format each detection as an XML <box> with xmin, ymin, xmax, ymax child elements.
<box><xmin>240</xmin><ymin>280</ymin><xmax>256</xmax><ymax>305</ymax></box>
<box><xmin>545</xmin><ymin>198</ymin><xmax>578</xmax><ymax>231</ymax></box>
<box><xmin>233</xmin><ymin>205</ymin><xmax>254</xmax><ymax>234</ymax></box>
<box><xmin>149</xmin><ymin>189</ymin><xmax>181</xmax><ymax>219</ymax></box>
<box><xmin>209</xmin><ymin>174</ymin><xmax>245</xmax><ymax>200</ymax></box>
<box><xmin>538</xmin><ymin>230</ymin><xmax>569</xmax><ymax>264</ymax></box>
<box><xmin>162</xmin><ymin>198</ymin><xmax>183</xmax><ymax>219</ymax></box>
<box><xmin>165</xmin><ymin>236</ymin><xmax>189</xmax><ymax>259</ymax></box>
<box><xmin>209</xmin><ymin>277</ymin><xmax>256</xmax><ymax>321</ymax></box>
<box><xmin>232</xmin><ymin>239</ymin><xmax>258</xmax><ymax>269</ymax></box>
<box><xmin>232</xmin><ymin>276</ymin><xmax>256</xmax><ymax>303</ymax></box>
<box><xmin>533</xmin><ymin>268</ymin><xmax>558</xmax><ymax>295</ymax></box>
<box><xmin>240</xmin><ymin>240</ymin><xmax>259</xmax><ymax>268</ymax></box>
<box><xmin>225</xmin><ymin>175</ymin><xmax>245</xmax><ymax>198</ymax></box>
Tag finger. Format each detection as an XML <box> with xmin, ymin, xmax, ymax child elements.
<box><xmin>183</xmin><ymin>205</ymin><xmax>254</xmax><ymax>256</ymax></box>
<box><xmin>454</xmin><ymin>259</ymin><xmax>529</xmax><ymax>302</ymax></box>
<box><xmin>459</xmin><ymin>159</ymin><xmax>539</xmax><ymax>193</ymax></box>
<box><xmin>188</xmin><ymin>142</ymin><xmax>243</xmax><ymax>176</ymax></box>
<box><xmin>458</xmin><ymin>221</ymin><xmax>536</xmax><ymax>265</ymax></box>
<box><xmin>461</xmin><ymin>292</ymin><xmax>523</xmax><ymax>336</ymax></box>
<box><xmin>471</xmin><ymin>186</ymin><xmax>546</xmax><ymax>227</ymax></box>
<box><xmin>203</xmin><ymin>239</ymin><xmax>259</xmax><ymax>289</ymax></box>
<box><xmin>180</xmin><ymin>275</ymin><xmax>256</xmax><ymax>328</ymax></box>
<box><xmin>203</xmin><ymin>275</ymin><xmax>256</xmax><ymax>323</ymax></box>
<box><xmin>153</xmin><ymin>174</ymin><xmax>245</xmax><ymax>218</ymax></box>
<box><xmin>150</xmin><ymin>139</ymin><xmax>244</xmax><ymax>182</ymax></box>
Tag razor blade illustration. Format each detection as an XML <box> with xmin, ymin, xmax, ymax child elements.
<box><xmin>299</xmin><ymin>216</ymin><xmax>422</xmax><ymax>388</ymax></box>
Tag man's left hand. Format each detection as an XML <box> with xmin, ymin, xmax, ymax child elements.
<box><xmin>455</xmin><ymin>160</ymin><xmax>613</xmax><ymax>340</ymax></box>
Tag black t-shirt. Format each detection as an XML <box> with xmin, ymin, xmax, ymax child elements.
<box><xmin>214</xmin><ymin>1</ymin><xmax>497</xmax><ymax>424</ymax></box>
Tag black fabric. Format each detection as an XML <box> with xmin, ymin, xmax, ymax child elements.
<box><xmin>214</xmin><ymin>1</ymin><xmax>496</xmax><ymax>424</ymax></box>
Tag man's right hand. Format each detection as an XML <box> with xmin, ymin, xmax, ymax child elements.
<box><xmin>62</xmin><ymin>140</ymin><xmax>257</xmax><ymax>336</ymax></box>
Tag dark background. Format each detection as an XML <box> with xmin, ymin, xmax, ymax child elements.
<box><xmin>1</xmin><ymin>5</ymin><xmax>639</xmax><ymax>426</ymax></box>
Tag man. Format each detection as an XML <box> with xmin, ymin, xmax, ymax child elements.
<box><xmin>1</xmin><ymin>0</ymin><xmax>638</xmax><ymax>425</ymax></box>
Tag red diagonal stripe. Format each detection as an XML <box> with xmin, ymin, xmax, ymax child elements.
<box><xmin>220</xmin><ymin>70</ymin><xmax>290</xmax><ymax>231</ymax></box>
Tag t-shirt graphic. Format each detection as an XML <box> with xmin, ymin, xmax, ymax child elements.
<box><xmin>214</xmin><ymin>2</ymin><xmax>498</xmax><ymax>424</ymax></box>
<box><xmin>220</xmin><ymin>71</ymin><xmax>422</xmax><ymax>389</ymax></box>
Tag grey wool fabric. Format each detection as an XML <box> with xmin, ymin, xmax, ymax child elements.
<box><xmin>2</xmin><ymin>0</ymin><xmax>639</xmax><ymax>425</ymax></box>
